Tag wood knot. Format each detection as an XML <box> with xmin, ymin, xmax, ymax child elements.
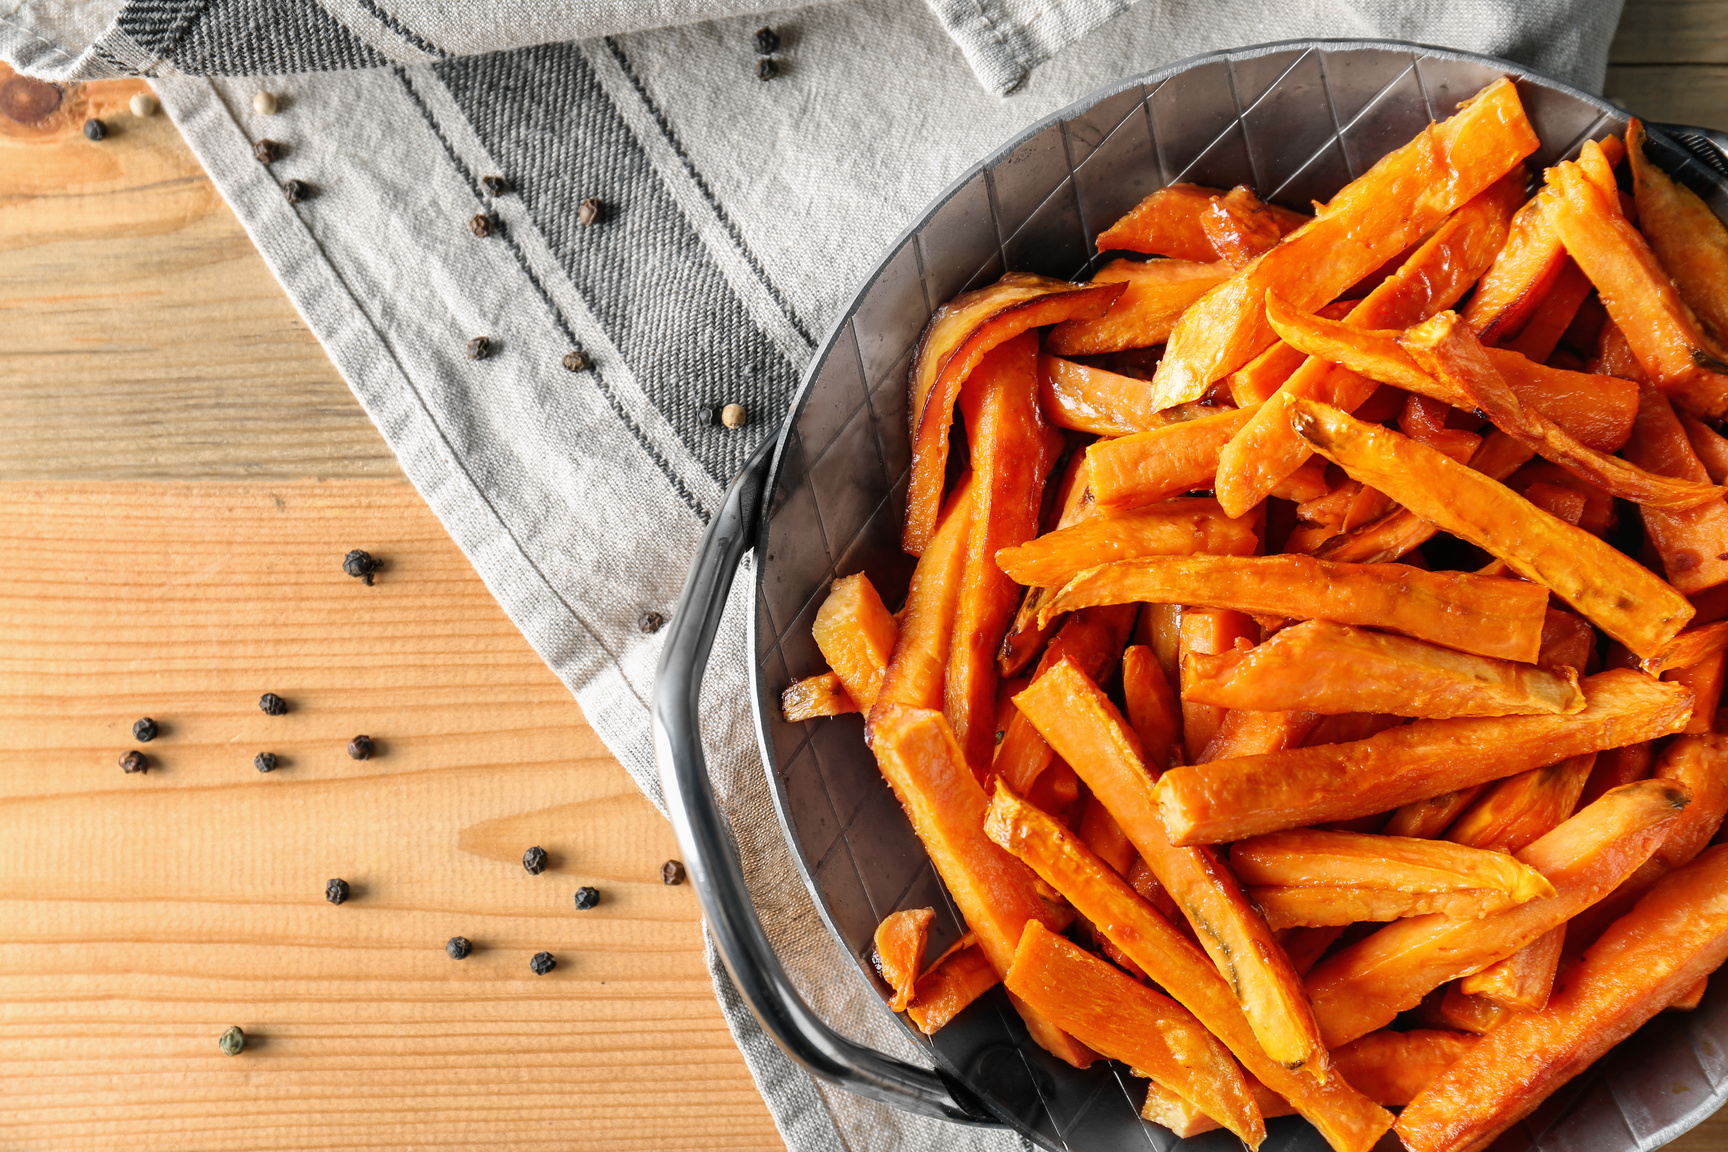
<box><xmin>0</xmin><ymin>73</ymin><xmax>61</xmax><ymax>124</ymax></box>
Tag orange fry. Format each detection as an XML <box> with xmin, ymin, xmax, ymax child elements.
<box><xmin>1198</xmin><ymin>709</ymin><xmax>1321</xmax><ymax>763</ymax></box>
<box><xmin>998</xmin><ymin>452</ymin><xmax>1091</xmax><ymax>677</ymax></box>
<box><xmin>1250</xmin><ymin>886</ymin><xmax>1527</xmax><ymax>930</ymax></box>
<box><xmin>1181</xmin><ymin>620</ymin><xmax>1583</xmax><ymax>718</ymax></box>
<box><xmin>782</xmin><ymin>672</ymin><xmax>858</xmax><ymax>721</ymax></box>
<box><xmin>1085</xmin><ymin>405</ymin><xmax>1259</xmax><ymax>512</ymax></box>
<box><xmin>1445</xmin><ymin>752</ymin><xmax>1597</xmax><ymax>855</ymax></box>
<box><xmin>994</xmin><ymin>605</ymin><xmax>1136</xmax><ymax>794</ymax></box>
<box><xmin>1332</xmin><ymin>1030</ymin><xmax>1477</xmax><ymax>1107</ymax></box>
<box><xmin>1499</xmin><ymin>258</ymin><xmax>1594</xmax><ymax>363</ymax></box>
<box><xmin>1046</xmin><ymin>259</ymin><xmax>1231</xmax><ymax>355</ymax></box>
<box><xmin>1628</xmin><ymin>119</ymin><xmax>1728</xmax><ymax>348</ymax></box>
<box><xmin>813</xmin><ymin>573</ymin><xmax>899</xmax><ymax>711</ymax></box>
<box><xmin>1458</xmin><ymin>923</ymin><xmax>1567</xmax><ymax>1012</ymax></box>
<box><xmin>1622</xmin><ymin>385</ymin><xmax>1728</xmax><ymax>594</ymax></box>
<box><xmin>1178</xmin><ymin>608</ymin><xmax>1260</xmax><ymax>761</ymax></box>
<box><xmin>1384</xmin><ymin>786</ymin><xmax>1487</xmax><ymax>840</ymax></box>
<box><xmin>1041</xmin><ymin>553</ymin><xmax>1549</xmax><ymax>662</ymax></box>
<box><xmin>1096</xmin><ymin>182</ymin><xmax>1306</xmax><ymax>260</ymax></box>
<box><xmin>1039</xmin><ymin>353</ymin><xmax>1165</xmax><ymax>436</ymax></box>
<box><xmin>1641</xmin><ymin>618</ymin><xmax>1728</xmax><ymax>676</ymax></box>
<box><xmin>994</xmin><ymin>498</ymin><xmax>1258</xmax><ymax>589</ymax></box>
<box><xmin>1153</xmin><ymin>669</ymin><xmax>1691</xmax><ymax>844</ymax></box>
<box><xmin>869</xmin><ymin>477</ymin><xmax>975</xmax><ymax>726</ymax></box>
<box><xmin>1230</xmin><ymin>830</ymin><xmax>1554</xmax><ymax>900</ymax></box>
<box><xmin>905</xmin><ymin>936</ymin><xmax>999</xmax><ymax>1035</ymax></box>
<box><xmin>1122</xmin><ymin>644</ymin><xmax>1181</xmax><ymax>770</ymax></box>
<box><xmin>1202</xmin><ymin>184</ymin><xmax>1310</xmax><ymax>267</ymax></box>
<box><xmin>873</xmin><ymin>908</ymin><xmax>934</xmax><ymax>1012</ymax></box>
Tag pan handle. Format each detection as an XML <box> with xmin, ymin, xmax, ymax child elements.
<box><xmin>1650</xmin><ymin>122</ymin><xmax>1728</xmax><ymax>178</ymax></box>
<box><xmin>650</xmin><ymin>435</ymin><xmax>1000</xmax><ymax>1126</ymax></box>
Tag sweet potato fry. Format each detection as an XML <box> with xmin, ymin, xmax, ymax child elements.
<box><xmin>1434</xmin><ymin>984</ymin><xmax>1511</xmax><ymax>1034</ymax></box>
<box><xmin>867</xmin><ymin>703</ymin><xmax>1091</xmax><ymax>1066</ymax></box>
<box><xmin>984</xmin><ymin>784</ymin><xmax>1394</xmax><ymax>1152</ymax></box>
<box><xmin>1384</xmin><ymin>786</ymin><xmax>1486</xmax><ymax>839</ymax></box>
<box><xmin>1445</xmin><ymin>752</ymin><xmax>1597</xmax><ymax>855</ymax></box>
<box><xmin>1084</xmin><ymin>405</ymin><xmax>1260</xmax><ymax>512</ymax></box>
<box><xmin>1204</xmin><ymin>186</ymin><xmax>1305</xmax><ymax>265</ymax></box>
<box><xmin>1039</xmin><ymin>353</ymin><xmax>1164</xmax><ymax>436</ymax></box>
<box><xmin>1671</xmin><ymin>648</ymin><xmax>1726</xmax><ymax>734</ymax></box>
<box><xmin>995</xmin><ymin>605</ymin><xmax>1137</xmax><ymax>793</ymax></box>
<box><xmin>1230</xmin><ymin>830</ymin><xmax>1554</xmax><ymax>900</ymax></box>
<box><xmin>1079</xmin><ymin>794</ymin><xmax>1136</xmax><ymax>877</ymax></box>
<box><xmin>1459</xmin><ymin>924</ymin><xmax>1566</xmax><ymax>1011</ymax></box>
<box><xmin>1499</xmin><ymin>259</ymin><xmax>1594</xmax><ymax>364</ymax></box>
<box><xmin>1122</xmin><ymin>644</ymin><xmax>1181</xmax><ymax>770</ymax></box>
<box><xmin>869</xmin><ymin>477</ymin><xmax>976</xmax><ymax>728</ymax></box>
<box><xmin>1182</xmin><ymin>620</ymin><xmax>1583</xmax><ymax>719</ymax></box>
<box><xmin>813</xmin><ymin>574</ymin><xmax>899</xmax><ymax>711</ymax></box>
<box><xmin>1177</xmin><ymin>608</ymin><xmax>1259</xmax><ymax>762</ymax></box>
<box><xmin>1395</xmin><ymin>843</ymin><xmax>1728</xmax><ymax>1152</ymax></box>
<box><xmin>873</xmin><ymin>908</ymin><xmax>934</xmax><ymax>1012</ymax></box>
<box><xmin>1305</xmin><ymin>778</ymin><xmax>1690</xmax><ymax>1048</ymax></box>
<box><xmin>1139</xmin><ymin>1077</ymin><xmax>1298</xmax><ymax>1139</ymax></box>
<box><xmin>998</xmin><ymin>453</ymin><xmax>1091</xmax><ymax>677</ymax></box>
<box><xmin>994</xmin><ymin>498</ymin><xmax>1258</xmax><ymax>589</ymax></box>
<box><xmin>1042</xmin><ymin>552</ymin><xmax>1549</xmax><ymax>662</ymax></box>
<box><xmin>1153</xmin><ymin>669</ymin><xmax>1691</xmax><ymax>844</ymax></box>
<box><xmin>1622</xmin><ymin>385</ymin><xmax>1728</xmax><ymax>594</ymax></box>
<box><xmin>781</xmin><ymin>672</ymin><xmax>858</xmax><ymax>721</ymax></box>
<box><xmin>1149</xmin><ymin>79</ymin><xmax>1537</xmax><ymax>408</ymax></box>
<box><xmin>1225</xmin><ymin>301</ymin><xmax>1360</xmax><ymax>406</ymax></box>
<box><xmin>1283</xmin><ymin>925</ymin><xmax>1346</xmax><ymax>976</ymax></box>
<box><xmin>905</xmin><ymin>937</ymin><xmax>999</xmax><ymax>1035</ymax></box>
<box><xmin>905</xmin><ymin>274</ymin><xmax>1123</xmax><ymax>554</ymax></box>
<box><xmin>1332</xmin><ymin>1030</ymin><xmax>1477</xmax><ymax>1107</ymax></box>
<box><xmin>1046</xmin><ymin>259</ymin><xmax>1232</xmax><ymax>355</ymax></box>
<box><xmin>1579</xmin><ymin>741</ymin><xmax>1654</xmax><ymax>809</ymax></box>
<box><xmin>1670</xmin><ymin>976</ymin><xmax>1709</xmax><ymax>1011</ymax></box>
<box><xmin>1251</xmin><ymin>886</ymin><xmax>1526</xmax><ymax>931</ymax></box>
<box><xmin>1198</xmin><ymin>709</ymin><xmax>1321</xmax><ymax>763</ymax></box>
<box><xmin>1011</xmin><ymin>660</ymin><xmax>1328</xmax><ymax>1072</ymax></box>
<box><xmin>1096</xmin><ymin>182</ymin><xmax>1306</xmax><ymax>260</ymax></box>
<box><xmin>1286</xmin><ymin>397</ymin><xmax>1695</xmax><ymax>658</ymax></box>
<box><xmin>1681</xmin><ymin>408</ymin><xmax>1728</xmax><ymax>483</ymax></box>
<box><xmin>1628</xmin><ymin>119</ymin><xmax>1728</xmax><ymax>348</ymax></box>
<box><xmin>1006</xmin><ymin>922</ymin><xmax>1264</xmax><ymax>1147</ymax></box>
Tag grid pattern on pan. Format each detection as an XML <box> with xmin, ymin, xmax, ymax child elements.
<box><xmin>745</xmin><ymin>41</ymin><xmax>1726</xmax><ymax>1152</ymax></box>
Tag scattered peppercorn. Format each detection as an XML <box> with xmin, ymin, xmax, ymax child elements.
<box><xmin>481</xmin><ymin>175</ymin><xmax>510</xmax><ymax>197</ymax></box>
<box><xmin>133</xmin><ymin>717</ymin><xmax>159</xmax><ymax>742</ymax></box>
<box><xmin>253</xmin><ymin>139</ymin><xmax>283</xmax><ymax>164</ymax></box>
<box><xmin>119</xmin><ymin>750</ymin><xmax>148</xmax><ymax>774</ymax></box>
<box><xmin>83</xmin><ymin>117</ymin><xmax>106</xmax><ymax>141</ymax></box>
<box><xmin>754</xmin><ymin>26</ymin><xmax>780</xmax><ymax>53</ymax></box>
<box><xmin>522</xmin><ymin>846</ymin><xmax>548</xmax><ymax>875</ymax></box>
<box><xmin>259</xmin><ymin>692</ymin><xmax>288</xmax><ymax>716</ymax></box>
<box><xmin>529</xmin><ymin>951</ymin><xmax>556</xmax><ymax>975</ymax></box>
<box><xmin>129</xmin><ymin>92</ymin><xmax>158</xmax><ymax>117</ymax></box>
<box><xmin>574</xmin><ymin>886</ymin><xmax>600</xmax><ymax>910</ymax></box>
<box><xmin>661</xmin><ymin>859</ymin><xmax>686</xmax><ymax>886</ymax></box>
<box><xmin>254</xmin><ymin>752</ymin><xmax>277</xmax><ymax>773</ymax></box>
<box><xmin>695</xmin><ymin>405</ymin><xmax>715</xmax><ymax>426</ymax></box>
<box><xmin>446</xmin><ymin>935</ymin><xmax>472</xmax><ymax>959</ymax></box>
<box><xmin>284</xmin><ymin>179</ymin><xmax>310</xmax><ymax>204</ymax></box>
<box><xmin>469</xmin><ymin>213</ymin><xmax>492</xmax><ymax>238</ymax></box>
<box><xmin>342</xmin><ymin>549</ymin><xmax>378</xmax><ymax>585</ymax></box>
<box><xmin>637</xmin><ymin>611</ymin><xmax>665</xmax><ymax>634</ymax></box>
<box><xmin>347</xmin><ymin>735</ymin><xmax>374</xmax><ymax>761</ymax></box>
<box><xmin>218</xmin><ymin>1025</ymin><xmax>246</xmax><ymax>1056</ymax></box>
<box><xmin>325</xmin><ymin>878</ymin><xmax>350</xmax><ymax>905</ymax></box>
<box><xmin>720</xmin><ymin>403</ymin><xmax>747</xmax><ymax>429</ymax></box>
<box><xmin>562</xmin><ymin>349</ymin><xmax>589</xmax><ymax>372</ymax></box>
<box><xmin>468</xmin><ymin>335</ymin><xmax>492</xmax><ymax>360</ymax></box>
<box><xmin>253</xmin><ymin>90</ymin><xmax>278</xmax><ymax>115</ymax></box>
<box><xmin>578</xmin><ymin>197</ymin><xmax>601</xmax><ymax>227</ymax></box>
<box><xmin>756</xmin><ymin>58</ymin><xmax>779</xmax><ymax>82</ymax></box>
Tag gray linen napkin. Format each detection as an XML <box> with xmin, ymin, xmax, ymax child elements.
<box><xmin>3</xmin><ymin>1</ymin><xmax>1625</xmax><ymax>1149</ymax></box>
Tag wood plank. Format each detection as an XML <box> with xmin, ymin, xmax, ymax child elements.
<box><xmin>1611</xmin><ymin>0</ymin><xmax>1728</xmax><ymax>63</ymax></box>
<box><xmin>1606</xmin><ymin>64</ymin><xmax>1728</xmax><ymax>131</ymax></box>
<box><xmin>0</xmin><ymin>480</ymin><xmax>781</xmax><ymax>1150</ymax></box>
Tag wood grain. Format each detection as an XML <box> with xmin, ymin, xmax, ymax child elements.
<box><xmin>0</xmin><ymin>480</ymin><xmax>781</xmax><ymax>1150</ymax></box>
<box><xmin>1607</xmin><ymin>0</ymin><xmax>1728</xmax><ymax>130</ymax></box>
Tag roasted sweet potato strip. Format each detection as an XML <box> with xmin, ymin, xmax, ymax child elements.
<box><xmin>867</xmin><ymin>704</ymin><xmax>1091</xmax><ymax>1066</ymax></box>
<box><xmin>1178</xmin><ymin>608</ymin><xmax>1259</xmax><ymax>762</ymax></box>
<box><xmin>995</xmin><ymin>605</ymin><xmax>1137</xmax><ymax>794</ymax></box>
<box><xmin>1085</xmin><ymin>405</ymin><xmax>1260</xmax><ymax>512</ymax></box>
<box><xmin>905</xmin><ymin>938</ymin><xmax>999</xmax><ymax>1035</ymax></box>
<box><xmin>1434</xmin><ymin>985</ymin><xmax>1511</xmax><ymax>1034</ymax></box>
<box><xmin>1046</xmin><ymin>259</ymin><xmax>1232</xmax><ymax>355</ymax></box>
<box><xmin>1384</xmin><ymin>786</ymin><xmax>1487</xmax><ymax>839</ymax></box>
<box><xmin>1286</xmin><ymin>397</ymin><xmax>1694</xmax><ymax>658</ymax></box>
<box><xmin>1007</xmin><ymin>922</ymin><xmax>1264</xmax><ymax>1147</ymax></box>
<box><xmin>1182</xmin><ymin>620</ymin><xmax>1583</xmax><ymax>719</ymax></box>
<box><xmin>1122</xmin><ymin>644</ymin><xmax>1181</xmax><ymax>770</ymax></box>
<box><xmin>1459</xmin><ymin>924</ymin><xmax>1567</xmax><ymax>1011</ymax></box>
<box><xmin>1154</xmin><ymin>669</ymin><xmax>1691</xmax><ymax>844</ymax></box>
<box><xmin>1202</xmin><ymin>187</ymin><xmax>1300</xmax><ymax>265</ymax></box>
<box><xmin>1042</xmin><ymin>552</ymin><xmax>1549</xmax><ymax>662</ymax></box>
<box><xmin>1283</xmin><ymin>925</ymin><xmax>1346</xmax><ymax>976</ymax></box>
<box><xmin>869</xmin><ymin>477</ymin><xmax>976</xmax><ymax>728</ymax></box>
<box><xmin>994</xmin><ymin>498</ymin><xmax>1258</xmax><ymax>589</ymax></box>
<box><xmin>998</xmin><ymin>453</ymin><xmax>1091</xmax><ymax>677</ymax></box>
<box><xmin>1628</xmin><ymin>119</ymin><xmax>1728</xmax><ymax>347</ymax></box>
<box><xmin>1012</xmin><ymin>660</ymin><xmax>1327</xmax><ymax>1072</ymax></box>
<box><xmin>1579</xmin><ymin>741</ymin><xmax>1654</xmax><ymax>809</ymax></box>
<box><xmin>1251</xmin><ymin>886</ymin><xmax>1525</xmax><ymax>930</ymax></box>
<box><xmin>1198</xmin><ymin>709</ymin><xmax>1320</xmax><ymax>763</ymax></box>
<box><xmin>1332</xmin><ymin>1031</ymin><xmax>1477</xmax><ymax>1107</ymax></box>
<box><xmin>1396</xmin><ymin>843</ymin><xmax>1728</xmax><ymax>1152</ymax></box>
<box><xmin>1230</xmin><ymin>830</ymin><xmax>1554</xmax><ymax>900</ymax></box>
<box><xmin>1499</xmin><ymin>259</ymin><xmax>1594</xmax><ymax>363</ymax></box>
<box><xmin>904</xmin><ymin>274</ymin><xmax>1123</xmax><ymax>554</ymax></box>
<box><xmin>1681</xmin><ymin>409</ymin><xmax>1728</xmax><ymax>483</ymax></box>
<box><xmin>1096</xmin><ymin>182</ymin><xmax>1306</xmax><ymax>260</ymax></box>
<box><xmin>984</xmin><ymin>784</ymin><xmax>1394</xmax><ymax>1152</ymax></box>
<box><xmin>1672</xmin><ymin>648</ymin><xmax>1727</xmax><ymax>734</ymax></box>
<box><xmin>1446</xmin><ymin>752</ymin><xmax>1597</xmax><ymax>855</ymax></box>
<box><xmin>1079</xmin><ymin>794</ymin><xmax>1136</xmax><ymax>877</ymax></box>
<box><xmin>873</xmin><ymin>908</ymin><xmax>934</xmax><ymax>1012</ymax></box>
<box><xmin>1305</xmin><ymin>778</ymin><xmax>1690</xmax><ymax>1048</ymax></box>
<box><xmin>781</xmin><ymin>672</ymin><xmax>858</xmax><ymax>721</ymax></box>
<box><xmin>1622</xmin><ymin>385</ymin><xmax>1728</xmax><ymax>594</ymax></box>
<box><xmin>813</xmin><ymin>574</ymin><xmax>899</xmax><ymax>711</ymax></box>
<box><xmin>1149</xmin><ymin>79</ymin><xmax>1538</xmax><ymax>408</ymax></box>
<box><xmin>1039</xmin><ymin>354</ymin><xmax>1164</xmax><ymax>436</ymax></box>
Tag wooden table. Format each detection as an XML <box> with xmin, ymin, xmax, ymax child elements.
<box><xmin>2</xmin><ymin>4</ymin><xmax>1725</xmax><ymax>1147</ymax></box>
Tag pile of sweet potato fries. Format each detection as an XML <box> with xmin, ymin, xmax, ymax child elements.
<box><xmin>781</xmin><ymin>77</ymin><xmax>1728</xmax><ymax>1152</ymax></box>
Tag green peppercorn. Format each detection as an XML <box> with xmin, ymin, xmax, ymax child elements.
<box><xmin>218</xmin><ymin>1025</ymin><xmax>245</xmax><ymax>1055</ymax></box>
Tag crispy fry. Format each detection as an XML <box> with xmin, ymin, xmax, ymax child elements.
<box><xmin>1039</xmin><ymin>353</ymin><xmax>1165</xmax><ymax>436</ymax></box>
<box><xmin>1043</xmin><ymin>553</ymin><xmax>1549</xmax><ymax>662</ymax></box>
<box><xmin>1435</xmin><ymin>984</ymin><xmax>1511</xmax><ymax>1034</ymax></box>
<box><xmin>1046</xmin><ymin>259</ymin><xmax>1232</xmax><ymax>355</ymax></box>
<box><xmin>1006</xmin><ymin>922</ymin><xmax>1264</xmax><ymax>1147</ymax></box>
<box><xmin>1202</xmin><ymin>185</ymin><xmax>1309</xmax><ymax>267</ymax></box>
<box><xmin>984</xmin><ymin>784</ymin><xmax>1394</xmax><ymax>1152</ymax></box>
<box><xmin>994</xmin><ymin>498</ymin><xmax>1258</xmax><ymax>588</ymax></box>
<box><xmin>1305</xmin><ymin>778</ymin><xmax>1690</xmax><ymax>1048</ymax></box>
<box><xmin>1680</xmin><ymin>408</ymin><xmax>1728</xmax><ymax>483</ymax></box>
<box><xmin>869</xmin><ymin>477</ymin><xmax>976</xmax><ymax>728</ymax></box>
<box><xmin>1150</xmin><ymin>79</ymin><xmax>1537</xmax><ymax>407</ymax></box>
<box><xmin>998</xmin><ymin>452</ymin><xmax>1091</xmax><ymax>677</ymax></box>
<box><xmin>1445</xmin><ymin>753</ymin><xmax>1597</xmax><ymax>855</ymax></box>
<box><xmin>1178</xmin><ymin>608</ymin><xmax>1259</xmax><ymax>761</ymax></box>
<box><xmin>1085</xmin><ymin>405</ymin><xmax>1260</xmax><ymax>512</ymax></box>
<box><xmin>1079</xmin><ymin>794</ymin><xmax>1136</xmax><ymax>877</ymax></box>
<box><xmin>1580</xmin><ymin>741</ymin><xmax>1654</xmax><ymax>809</ymax></box>
<box><xmin>781</xmin><ymin>671</ymin><xmax>859</xmax><ymax>721</ymax></box>
<box><xmin>1459</xmin><ymin>924</ymin><xmax>1566</xmax><ymax>1011</ymax></box>
<box><xmin>1182</xmin><ymin>620</ymin><xmax>1583</xmax><ymax>719</ymax></box>
<box><xmin>1230</xmin><ymin>830</ymin><xmax>1554</xmax><ymax>900</ymax></box>
<box><xmin>1286</xmin><ymin>397</ymin><xmax>1695</xmax><ymax>658</ymax></box>
<box><xmin>1012</xmin><ymin>660</ymin><xmax>1328</xmax><ymax>1072</ymax></box>
<box><xmin>1622</xmin><ymin>385</ymin><xmax>1728</xmax><ymax>594</ymax></box>
<box><xmin>1384</xmin><ymin>786</ymin><xmax>1486</xmax><ymax>839</ymax></box>
<box><xmin>1122</xmin><ymin>644</ymin><xmax>1182</xmax><ymax>770</ymax></box>
<box><xmin>873</xmin><ymin>908</ymin><xmax>934</xmax><ymax>1012</ymax></box>
<box><xmin>1251</xmin><ymin>886</ymin><xmax>1526</xmax><ymax>930</ymax></box>
<box><xmin>1332</xmin><ymin>1030</ymin><xmax>1477</xmax><ymax>1107</ymax></box>
<box><xmin>1154</xmin><ymin>670</ymin><xmax>1691</xmax><ymax>844</ymax></box>
<box><xmin>995</xmin><ymin>605</ymin><xmax>1137</xmax><ymax>793</ymax></box>
<box><xmin>1199</xmin><ymin>709</ymin><xmax>1321</xmax><ymax>763</ymax></box>
<box><xmin>1499</xmin><ymin>258</ymin><xmax>1594</xmax><ymax>363</ymax></box>
<box><xmin>1670</xmin><ymin>976</ymin><xmax>1709</xmax><ymax>1011</ymax></box>
<box><xmin>1628</xmin><ymin>119</ymin><xmax>1728</xmax><ymax>348</ymax></box>
<box><xmin>905</xmin><ymin>937</ymin><xmax>999</xmax><ymax>1035</ymax></box>
<box><xmin>1671</xmin><ymin>648</ymin><xmax>1726</xmax><ymax>734</ymax></box>
<box><xmin>813</xmin><ymin>574</ymin><xmax>899</xmax><ymax>711</ymax></box>
<box><xmin>1096</xmin><ymin>182</ymin><xmax>1306</xmax><ymax>260</ymax></box>
<box><xmin>1396</xmin><ymin>843</ymin><xmax>1728</xmax><ymax>1152</ymax></box>
<box><xmin>905</xmin><ymin>274</ymin><xmax>1123</xmax><ymax>554</ymax></box>
<box><xmin>1283</xmin><ymin>925</ymin><xmax>1346</xmax><ymax>976</ymax></box>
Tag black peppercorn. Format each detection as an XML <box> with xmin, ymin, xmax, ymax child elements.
<box><xmin>253</xmin><ymin>139</ymin><xmax>283</xmax><ymax>164</ymax></box>
<box><xmin>342</xmin><ymin>549</ymin><xmax>378</xmax><ymax>585</ymax></box>
<box><xmin>529</xmin><ymin>951</ymin><xmax>556</xmax><ymax>975</ymax></box>
<box><xmin>522</xmin><ymin>846</ymin><xmax>548</xmax><ymax>875</ymax></box>
<box><xmin>119</xmin><ymin>750</ymin><xmax>147</xmax><ymax>774</ymax></box>
<box><xmin>468</xmin><ymin>335</ymin><xmax>491</xmax><ymax>360</ymax></box>
<box><xmin>756</xmin><ymin>58</ymin><xmax>779</xmax><ymax>81</ymax></box>
<box><xmin>259</xmin><ymin>692</ymin><xmax>288</xmax><ymax>716</ymax></box>
<box><xmin>637</xmin><ymin>610</ymin><xmax>665</xmax><ymax>634</ymax></box>
<box><xmin>446</xmin><ymin>935</ymin><xmax>472</xmax><ymax>960</ymax></box>
<box><xmin>133</xmin><ymin>717</ymin><xmax>158</xmax><ymax>742</ymax></box>
<box><xmin>574</xmin><ymin>886</ymin><xmax>600</xmax><ymax>910</ymax></box>
<box><xmin>325</xmin><ymin>878</ymin><xmax>350</xmax><ymax>905</ymax></box>
<box><xmin>754</xmin><ymin>26</ymin><xmax>780</xmax><ymax>54</ymax></box>
<box><xmin>578</xmin><ymin>197</ymin><xmax>601</xmax><ymax>227</ymax></box>
<box><xmin>284</xmin><ymin>179</ymin><xmax>310</xmax><ymax>204</ymax></box>
<box><xmin>83</xmin><ymin>117</ymin><xmax>106</xmax><ymax>141</ymax></box>
<box><xmin>254</xmin><ymin>752</ymin><xmax>277</xmax><ymax>773</ymax></box>
<box><xmin>661</xmin><ymin>859</ymin><xmax>686</xmax><ymax>886</ymax></box>
<box><xmin>469</xmin><ymin>213</ymin><xmax>492</xmax><ymax>238</ymax></box>
<box><xmin>481</xmin><ymin>175</ymin><xmax>510</xmax><ymax>197</ymax></box>
<box><xmin>218</xmin><ymin>1025</ymin><xmax>245</xmax><ymax>1055</ymax></box>
<box><xmin>347</xmin><ymin>735</ymin><xmax>373</xmax><ymax>761</ymax></box>
<box><xmin>562</xmin><ymin>350</ymin><xmax>588</xmax><ymax>372</ymax></box>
